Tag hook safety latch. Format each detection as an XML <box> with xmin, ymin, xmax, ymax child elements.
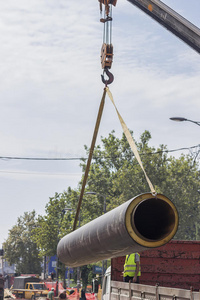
<box><xmin>101</xmin><ymin>68</ymin><xmax>114</xmax><ymax>85</ymax></box>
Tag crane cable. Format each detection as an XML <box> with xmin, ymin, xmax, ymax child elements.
<box><xmin>73</xmin><ymin>1</ymin><xmax>115</xmax><ymax>231</ymax></box>
<box><xmin>100</xmin><ymin>1</ymin><xmax>114</xmax><ymax>85</ymax></box>
<box><xmin>73</xmin><ymin>86</ymin><xmax>156</xmax><ymax>231</ymax></box>
<box><xmin>73</xmin><ymin>1</ymin><xmax>156</xmax><ymax>231</ymax></box>
<box><xmin>99</xmin><ymin>1</ymin><xmax>155</xmax><ymax>194</ymax></box>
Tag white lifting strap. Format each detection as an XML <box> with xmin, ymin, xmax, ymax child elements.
<box><xmin>106</xmin><ymin>87</ymin><xmax>156</xmax><ymax>195</ymax></box>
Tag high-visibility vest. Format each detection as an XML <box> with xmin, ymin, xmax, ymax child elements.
<box><xmin>123</xmin><ymin>253</ymin><xmax>141</xmax><ymax>277</ymax></box>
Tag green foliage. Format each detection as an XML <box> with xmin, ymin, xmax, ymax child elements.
<box><xmin>33</xmin><ymin>188</ymin><xmax>79</xmax><ymax>283</ymax></box>
<box><xmin>33</xmin><ymin>189</ymin><xmax>78</xmax><ymax>257</ymax></box>
<box><xmin>10</xmin><ymin>130</ymin><xmax>199</xmax><ymax>284</ymax></box>
<box><xmin>36</xmin><ymin>130</ymin><xmax>200</xmax><ymax>257</ymax></box>
<box><xmin>81</xmin><ymin>130</ymin><xmax>200</xmax><ymax>240</ymax></box>
<box><xmin>3</xmin><ymin>211</ymin><xmax>42</xmax><ymax>274</ymax></box>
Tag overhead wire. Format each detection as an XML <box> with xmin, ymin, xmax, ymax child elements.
<box><xmin>0</xmin><ymin>144</ymin><xmax>199</xmax><ymax>161</ymax></box>
<box><xmin>0</xmin><ymin>170</ymin><xmax>81</xmax><ymax>177</ymax></box>
<box><xmin>0</xmin><ymin>145</ymin><xmax>198</xmax><ymax>178</ymax></box>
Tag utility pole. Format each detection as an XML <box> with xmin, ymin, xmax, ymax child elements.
<box><xmin>77</xmin><ymin>213</ymin><xmax>81</xmax><ymax>292</ymax></box>
<box><xmin>43</xmin><ymin>256</ymin><xmax>47</xmax><ymax>280</ymax></box>
<box><xmin>67</xmin><ymin>268</ymin><xmax>70</xmax><ymax>288</ymax></box>
<box><xmin>0</xmin><ymin>248</ymin><xmax>4</xmax><ymax>277</ymax></box>
<box><xmin>56</xmin><ymin>209</ymin><xmax>68</xmax><ymax>296</ymax></box>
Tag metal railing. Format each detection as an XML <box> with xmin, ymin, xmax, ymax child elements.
<box><xmin>110</xmin><ymin>281</ymin><xmax>200</xmax><ymax>300</ymax></box>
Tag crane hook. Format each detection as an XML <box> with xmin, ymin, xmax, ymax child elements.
<box><xmin>101</xmin><ymin>68</ymin><xmax>114</xmax><ymax>86</ymax></box>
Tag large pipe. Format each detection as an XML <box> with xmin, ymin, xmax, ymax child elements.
<box><xmin>57</xmin><ymin>193</ymin><xmax>178</xmax><ymax>267</ymax></box>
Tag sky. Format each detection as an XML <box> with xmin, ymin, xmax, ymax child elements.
<box><xmin>0</xmin><ymin>0</ymin><xmax>200</xmax><ymax>247</ymax></box>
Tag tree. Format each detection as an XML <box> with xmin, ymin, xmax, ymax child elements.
<box><xmin>33</xmin><ymin>189</ymin><xmax>79</xmax><ymax>257</ymax></box>
<box><xmin>3</xmin><ymin>211</ymin><xmax>42</xmax><ymax>274</ymax></box>
<box><xmin>33</xmin><ymin>188</ymin><xmax>79</xmax><ymax>286</ymax></box>
<box><xmin>81</xmin><ymin>130</ymin><xmax>200</xmax><ymax>240</ymax></box>
<box><xmin>33</xmin><ymin>130</ymin><xmax>200</xmax><ymax>286</ymax></box>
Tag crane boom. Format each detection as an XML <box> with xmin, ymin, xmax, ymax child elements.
<box><xmin>127</xmin><ymin>0</ymin><xmax>200</xmax><ymax>54</ymax></box>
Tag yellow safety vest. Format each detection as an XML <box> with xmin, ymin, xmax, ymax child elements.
<box><xmin>123</xmin><ymin>253</ymin><xmax>141</xmax><ymax>277</ymax></box>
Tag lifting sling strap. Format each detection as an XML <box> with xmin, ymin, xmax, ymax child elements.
<box><xmin>73</xmin><ymin>88</ymin><xmax>107</xmax><ymax>231</ymax></box>
<box><xmin>106</xmin><ymin>87</ymin><xmax>156</xmax><ymax>195</ymax></box>
<box><xmin>73</xmin><ymin>87</ymin><xmax>156</xmax><ymax>231</ymax></box>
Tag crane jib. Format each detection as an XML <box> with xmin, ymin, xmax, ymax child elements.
<box><xmin>127</xmin><ymin>0</ymin><xmax>200</xmax><ymax>54</ymax></box>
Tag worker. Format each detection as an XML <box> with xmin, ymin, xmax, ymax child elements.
<box><xmin>123</xmin><ymin>253</ymin><xmax>141</xmax><ymax>283</ymax></box>
<box><xmin>47</xmin><ymin>287</ymin><xmax>55</xmax><ymax>300</ymax></box>
<box><xmin>51</xmin><ymin>272</ymin><xmax>55</xmax><ymax>280</ymax></box>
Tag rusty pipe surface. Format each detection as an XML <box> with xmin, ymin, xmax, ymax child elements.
<box><xmin>57</xmin><ymin>193</ymin><xmax>178</xmax><ymax>267</ymax></box>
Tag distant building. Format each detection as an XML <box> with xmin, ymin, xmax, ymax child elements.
<box><xmin>0</xmin><ymin>258</ymin><xmax>15</xmax><ymax>288</ymax></box>
<box><xmin>0</xmin><ymin>259</ymin><xmax>15</xmax><ymax>275</ymax></box>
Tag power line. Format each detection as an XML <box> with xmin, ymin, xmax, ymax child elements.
<box><xmin>0</xmin><ymin>156</ymin><xmax>80</xmax><ymax>161</ymax></box>
<box><xmin>0</xmin><ymin>144</ymin><xmax>199</xmax><ymax>161</ymax></box>
<box><xmin>0</xmin><ymin>169</ymin><xmax>81</xmax><ymax>177</ymax></box>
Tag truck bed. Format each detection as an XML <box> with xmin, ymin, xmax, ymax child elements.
<box><xmin>110</xmin><ymin>280</ymin><xmax>200</xmax><ymax>300</ymax></box>
<box><xmin>13</xmin><ymin>277</ymin><xmax>41</xmax><ymax>290</ymax></box>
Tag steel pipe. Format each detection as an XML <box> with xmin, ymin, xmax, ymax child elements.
<box><xmin>57</xmin><ymin>193</ymin><xmax>178</xmax><ymax>267</ymax></box>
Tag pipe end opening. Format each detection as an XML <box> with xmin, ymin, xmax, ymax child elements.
<box><xmin>132</xmin><ymin>198</ymin><xmax>177</xmax><ymax>242</ymax></box>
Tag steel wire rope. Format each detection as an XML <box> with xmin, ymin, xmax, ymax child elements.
<box><xmin>103</xmin><ymin>9</ymin><xmax>106</xmax><ymax>42</ymax></box>
<box><xmin>110</xmin><ymin>5</ymin><xmax>112</xmax><ymax>45</ymax></box>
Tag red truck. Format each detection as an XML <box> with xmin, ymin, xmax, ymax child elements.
<box><xmin>111</xmin><ymin>240</ymin><xmax>200</xmax><ymax>291</ymax></box>
<box><xmin>100</xmin><ymin>240</ymin><xmax>200</xmax><ymax>300</ymax></box>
